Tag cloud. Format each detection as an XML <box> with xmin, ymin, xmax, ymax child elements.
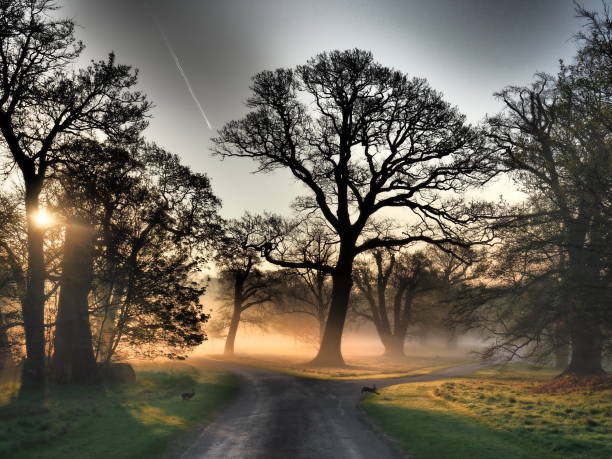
<box><xmin>148</xmin><ymin>6</ymin><xmax>212</xmax><ymax>130</ymax></box>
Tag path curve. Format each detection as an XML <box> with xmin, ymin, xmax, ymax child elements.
<box><xmin>176</xmin><ymin>361</ymin><xmax>485</xmax><ymax>459</ymax></box>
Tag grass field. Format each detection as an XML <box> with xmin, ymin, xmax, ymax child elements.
<box><xmin>0</xmin><ymin>361</ymin><xmax>239</xmax><ymax>459</ymax></box>
<box><xmin>216</xmin><ymin>353</ymin><xmax>472</xmax><ymax>380</ymax></box>
<box><xmin>362</xmin><ymin>364</ymin><xmax>612</xmax><ymax>459</ymax></box>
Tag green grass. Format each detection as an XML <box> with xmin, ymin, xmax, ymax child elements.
<box><xmin>219</xmin><ymin>353</ymin><xmax>472</xmax><ymax>380</ymax></box>
<box><xmin>362</xmin><ymin>363</ymin><xmax>612</xmax><ymax>459</ymax></box>
<box><xmin>0</xmin><ymin>361</ymin><xmax>239</xmax><ymax>459</ymax></box>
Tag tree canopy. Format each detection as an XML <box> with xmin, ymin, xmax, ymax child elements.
<box><xmin>213</xmin><ymin>49</ymin><xmax>497</xmax><ymax>365</ymax></box>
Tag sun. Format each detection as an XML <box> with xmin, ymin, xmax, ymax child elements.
<box><xmin>34</xmin><ymin>209</ymin><xmax>52</xmax><ymax>226</ymax></box>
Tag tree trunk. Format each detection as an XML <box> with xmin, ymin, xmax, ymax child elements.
<box><xmin>416</xmin><ymin>327</ymin><xmax>431</xmax><ymax>346</ymax></box>
<box><xmin>552</xmin><ymin>322</ymin><xmax>570</xmax><ymax>370</ymax></box>
<box><xmin>224</xmin><ymin>308</ymin><xmax>241</xmax><ymax>357</ymax></box>
<box><xmin>563</xmin><ymin>325</ymin><xmax>604</xmax><ymax>376</ymax></box>
<box><xmin>51</xmin><ymin>220</ymin><xmax>98</xmax><ymax>384</ymax></box>
<box><xmin>444</xmin><ymin>327</ymin><xmax>458</xmax><ymax>350</ymax></box>
<box><xmin>224</xmin><ymin>274</ymin><xmax>245</xmax><ymax>357</ymax></box>
<box><xmin>554</xmin><ymin>342</ymin><xmax>570</xmax><ymax>371</ymax></box>
<box><xmin>317</xmin><ymin>315</ymin><xmax>326</xmax><ymax>345</ymax></box>
<box><xmin>21</xmin><ymin>187</ymin><xmax>46</xmax><ymax>386</ymax></box>
<box><xmin>383</xmin><ymin>335</ymin><xmax>405</xmax><ymax>358</ymax></box>
<box><xmin>561</xmin><ymin>233</ymin><xmax>605</xmax><ymax>376</ymax></box>
<box><xmin>310</xmin><ymin>253</ymin><xmax>354</xmax><ymax>366</ymax></box>
<box><xmin>97</xmin><ymin>284</ymin><xmax>123</xmax><ymax>364</ymax></box>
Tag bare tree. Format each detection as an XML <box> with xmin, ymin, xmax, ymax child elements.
<box><xmin>353</xmin><ymin>249</ymin><xmax>435</xmax><ymax>358</ymax></box>
<box><xmin>216</xmin><ymin>215</ymin><xmax>277</xmax><ymax>357</ymax></box>
<box><xmin>275</xmin><ymin>221</ymin><xmax>335</xmax><ymax>341</ymax></box>
<box><xmin>213</xmin><ymin>49</ymin><xmax>495</xmax><ymax>365</ymax></box>
<box><xmin>426</xmin><ymin>245</ymin><xmax>475</xmax><ymax>348</ymax></box>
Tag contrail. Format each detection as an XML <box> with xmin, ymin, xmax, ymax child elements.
<box><xmin>147</xmin><ymin>6</ymin><xmax>212</xmax><ymax>130</ymax></box>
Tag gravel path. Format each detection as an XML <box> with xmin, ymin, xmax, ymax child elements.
<box><xmin>176</xmin><ymin>361</ymin><xmax>484</xmax><ymax>459</ymax></box>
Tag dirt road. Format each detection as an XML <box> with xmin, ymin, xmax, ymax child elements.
<box><xmin>177</xmin><ymin>361</ymin><xmax>484</xmax><ymax>459</ymax></box>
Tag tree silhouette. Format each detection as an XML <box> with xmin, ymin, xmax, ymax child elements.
<box><xmin>484</xmin><ymin>5</ymin><xmax>612</xmax><ymax>375</ymax></box>
<box><xmin>274</xmin><ymin>220</ymin><xmax>335</xmax><ymax>342</ymax></box>
<box><xmin>214</xmin><ymin>49</ymin><xmax>495</xmax><ymax>365</ymax></box>
<box><xmin>89</xmin><ymin>142</ymin><xmax>221</xmax><ymax>363</ymax></box>
<box><xmin>215</xmin><ymin>215</ymin><xmax>277</xmax><ymax>357</ymax></box>
<box><xmin>0</xmin><ymin>0</ymin><xmax>150</xmax><ymax>384</ymax></box>
<box><xmin>0</xmin><ymin>192</ymin><xmax>26</xmax><ymax>371</ymax></box>
<box><xmin>354</xmin><ymin>249</ymin><xmax>437</xmax><ymax>358</ymax></box>
<box><xmin>450</xmin><ymin>199</ymin><xmax>574</xmax><ymax>366</ymax></box>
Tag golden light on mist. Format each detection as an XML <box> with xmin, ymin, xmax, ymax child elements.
<box><xmin>33</xmin><ymin>209</ymin><xmax>53</xmax><ymax>226</ymax></box>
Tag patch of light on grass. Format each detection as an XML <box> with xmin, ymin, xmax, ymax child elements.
<box><xmin>130</xmin><ymin>405</ymin><xmax>186</xmax><ymax>427</ymax></box>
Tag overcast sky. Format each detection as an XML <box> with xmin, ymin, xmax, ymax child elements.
<box><xmin>61</xmin><ymin>0</ymin><xmax>604</xmax><ymax>217</ymax></box>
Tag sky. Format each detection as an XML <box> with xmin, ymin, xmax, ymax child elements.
<box><xmin>61</xmin><ymin>0</ymin><xmax>605</xmax><ymax>218</ymax></box>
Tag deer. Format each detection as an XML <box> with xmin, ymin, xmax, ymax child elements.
<box><xmin>181</xmin><ymin>389</ymin><xmax>196</xmax><ymax>401</ymax></box>
<box><xmin>361</xmin><ymin>384</ymin><xmax>379</xmax><ymax>395</ymax></box>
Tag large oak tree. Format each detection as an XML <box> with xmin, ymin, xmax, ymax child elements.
<box><xmin>213</xmin><ymin>49</ymin><xmax>495</xmax><ymax>365</ymax></box>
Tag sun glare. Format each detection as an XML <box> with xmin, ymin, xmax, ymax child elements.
<box><xmin>34</xmin><ymin>209</ymin><xmax>52</xmax><ymax>226</ymax></box>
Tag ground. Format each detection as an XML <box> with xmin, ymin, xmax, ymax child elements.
<box><xmin>2</xmin><ymin>358</ymin><xmax>609</xmax><ymax>459</ymax></box>
<box><xmin>176</xmin><ymin>360</ymin><xmax>484</xmax><ymax>458</ymax></box>
<box><xmin>214</xmin><ymin>353</ymin><xmax>471</xmax><ymax>380</ymax></box>
<box><xmin>362</xmin><ymin>363</ymin><xmax>612</xmax><ymax>459</ymax></box>
<box><xmin>0</xmin><ymin>361</ymin><xmax>239</xmax><ymax>459</ymax></box>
